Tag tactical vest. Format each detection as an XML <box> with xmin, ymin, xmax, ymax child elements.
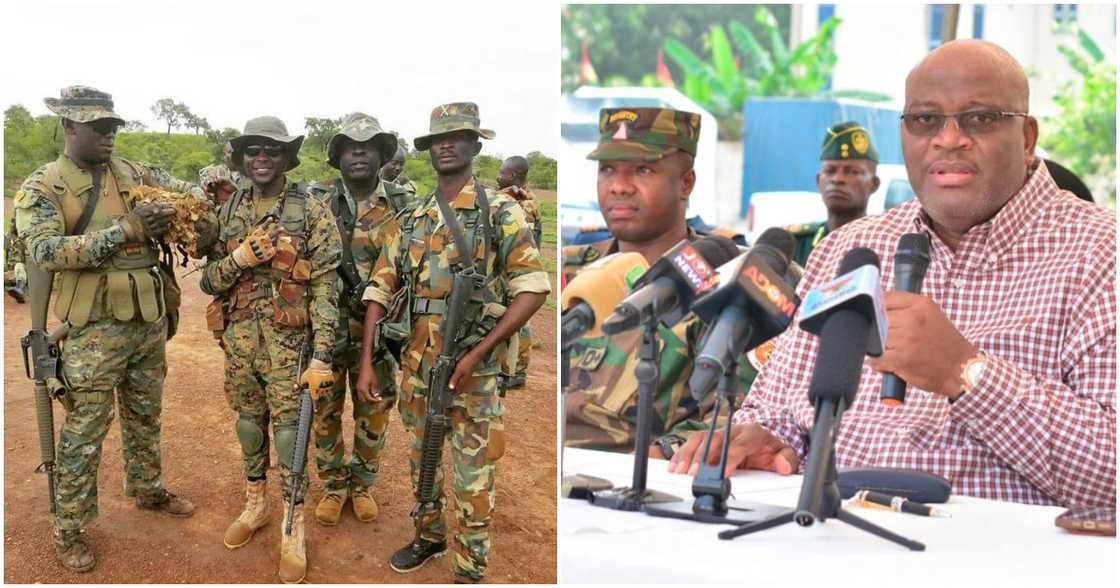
<box><xmin>219</xmin><ymin>182</ymin><xmax>313</xmax><ymax>328</ymax></box>
<box><xmin>321</xmin><ymin>178</ymin><xmax>412</xmax><ymax>295</ymax></box>
<box><xmin>42</xmin><ymin>158</ymin><xmax>164</xmax><ymax>327</ymax></box>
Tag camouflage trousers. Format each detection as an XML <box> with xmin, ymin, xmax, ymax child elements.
<box><xmin>312</xmin><ymin>350</ymin><xmax>398</xmax><ymax>495</ymax></box>
<box><xmin>400</xmin><ymin>364</ymin><xmax>506</xmax><ymax>582</ymax></box>
<box><xmin>221</xmin><ymin>318</ymin><xmax>308</xmax><ymax>502</ymax></box>
<box><xmin>54</xmin><ymin>317</ymin><xmax>168</xmax><ymax>531</ymax></box>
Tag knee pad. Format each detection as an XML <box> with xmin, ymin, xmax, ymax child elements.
<box><xmin>274</xmin><ymin>422</ymin><xmax>298</xmax><ymax>468</ymax></box>
<box><xmin>235</xmin><ymin>413</ymin><xmax>267</xmax><ymax>458</ymax></box>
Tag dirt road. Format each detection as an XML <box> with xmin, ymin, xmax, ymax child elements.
<box><xmin>3</xmin><ymin>256</ymin><xmax>558</xmax><ymax>583</ymax></box>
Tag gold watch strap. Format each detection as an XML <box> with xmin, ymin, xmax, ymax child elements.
<box><xmin>959</xmin><ymin>352</ymin><xmax>988</xmax><ymax>394</ymax></box>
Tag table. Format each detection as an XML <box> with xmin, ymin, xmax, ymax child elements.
<box><xmin>559</xmin><ymin>448</ymin><xmax>1116</xmax><ymax>585</ymax></box>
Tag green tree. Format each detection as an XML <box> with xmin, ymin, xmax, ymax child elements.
<box><xmin>304</xmin><ymin>116</ymin><xmax>342</xmax><ymax>152</ymax></box>
<box><xmin>151</xmin><ymin>98</ymin><xmax>184</xmax><ymax>134</ymax></box>
<box><xmin>1039</xmin><ymin>28</ymin><xmax>1116</xmax><ymax>204</ymax></box>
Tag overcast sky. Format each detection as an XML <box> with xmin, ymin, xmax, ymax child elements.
<box><xmin>1</xmin><ymin>0</ymin><xmax>558</xmax><ymax>157</ymax></box>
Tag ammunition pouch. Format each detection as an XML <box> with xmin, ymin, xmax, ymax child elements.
<box><xmin>205</xmin><ymin>297</ymin><xmax>227</xmax><ymax>338</ymax></box>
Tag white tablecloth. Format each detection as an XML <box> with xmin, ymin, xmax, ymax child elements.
<box><xmin>560</xmin><ymin>448</ymin><xmax>1116</xmax><ymax>585</ymax></box>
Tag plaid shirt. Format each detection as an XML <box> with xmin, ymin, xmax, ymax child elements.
<box><xmin>736</xmin><ymin>162</ymin><xmax>1116</xmax><ymax>507</ymax></box>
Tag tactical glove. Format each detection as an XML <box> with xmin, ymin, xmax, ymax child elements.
<box><xmin>119</xmin><ymin>202</ymin><xmax>176</xmax><ymax>242</ymax></box>
<box><xmin>231</xmin><ymin>222</ymin><xmax>279</xmax><ymax>268</ymax></box>
<box><xmin>300</xmin><ymin>359</ymin><xmax>335</xmax><ymax>401</ymax></box>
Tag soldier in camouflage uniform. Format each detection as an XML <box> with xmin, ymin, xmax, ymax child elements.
<box><xmin>563</xmin><ymin>107</ymin><xmax>758</xmax><ymax>460</ymax></box>
<box><xmin>199</xmin><ymin>116</ymin><xmax>342</xmax><ymax>583</ymax></box>
<box><xmin>356</xmin><ymin>102</ymin><xmax>550</xmax><ymax>583</ymax></box>
<box><xmin>380</xmin><ymin>134</ymin><xmax>418</xmax><ymax>193</ymax></box>
<box><xmin>198</xmin><ymin>140</ymin><xmax>243</xmax><ymax>205</ymax></box>
<box><xmin>786</xmin><ymin>121</ymin><xmax>880</xmax><ymax>267</ymax></box>
<box><xmin>496</xmin><ymin>155</ymin><xmax>541</xmax><ymax>391</ymax></box>
<box><xmin>14</xmin><ymin>86</ymin><xmax>200</xmax><ymax>573</ymax></box>
<box><xmin>4</xmin><ymin>216</ymin><xmax>27</xmax><ymax>303</ymax></box>
<box><xmin>306</xmin><ymin>112</ymin><xmax>413</xmax><ymax>527</ymax></box>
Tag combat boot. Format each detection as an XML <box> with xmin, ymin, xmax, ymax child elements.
<box><xmin>278</xmin><ymin>503</ymin><xmax>307</xmax><ymax>584</ymax></box>
<box><xmin>351</xmin><ymin>487</ymin><xmax>379</xmax><ymax>522</ymax></box>
<box><xmin>390</xmin><ymin>537</ymin><xmax>447</xmax><ymax>573</ymax></box>
<box><xmin>136</xmin><ymin>491</ymin><xmax>195</xmax><ymax>517</ymax></box>
<box><xmin>53</xmin><ymin>527</ymin><xmax>95</xmax><ymax>573</ymax></box>
<box><xmin>224</xmin><ymin>479</ymin><xmax>269</xmax><ymax>549</ymax></box>
<box><xmin>314</xmin><ymin>491</ymin><xmax>346</xmax><ymax>526</ymax></box>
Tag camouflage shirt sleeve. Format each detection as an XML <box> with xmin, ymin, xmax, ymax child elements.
<box><xmin>14</xmin><ymin>166</ymin><xmax>129</xmax><ymax>272</ymax></box>
<box><xmin>493</xmin><ymin>197</ymin><xmax>551</xmax><ymax>296</ymax></box>
<box><xmin>361</xmin><ymin>219</ymin><xmax>403</xmax><ymax>310</ymax></box>
<box><xmin>304</xmin><ymin>196</ymin><xmax>342</xmax><ymax>355</ymax></box>
<box><xmin>137</xmin><ymin>162</ymin><xmax>205</xmax><ymax>200</ymax></box>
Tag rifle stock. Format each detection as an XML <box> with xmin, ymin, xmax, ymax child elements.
<box><xmin>285</xmin><ymin>342</ymin><xmax>313</xmax><ymax>535</ymax></box>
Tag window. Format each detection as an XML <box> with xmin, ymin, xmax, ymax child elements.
<box><xmin>928</xmin><ymin>5</ymin><xmax>945</xmax><ymax>52</ymax></box>
<box><xmin>973</xmin><ymin>5</ymin><xmax>985</xmax><ymax>38</ymax></box>
<box><xmin>1053</xmin><ymin>4</ymin><xmax>1078</xmax><ymax>28</ymax></box>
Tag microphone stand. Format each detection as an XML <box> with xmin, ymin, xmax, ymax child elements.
<box><xmin>560</xmin><ymin>333</ymin><xmax>613</xmax><ymax>499</ymax></box>
<box><xmin>717</xmin><ymin>396</ymin><xmax>925</xmax><ymax>550</ymax></box>
<box><xmin>589</xmin><ymin>310</ymin><xmax>680</xmax><ymax>510</ymax></box>
<box><xmin>644</xmin><ymin>359</ymin><xmax>788</xmax><ymax>524</ymax></box>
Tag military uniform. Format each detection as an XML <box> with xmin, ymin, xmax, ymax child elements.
<box><xmin>791</xmin><ymin>122</ymin><xmax>880</xmax><ymax>267</ymax></box>
<box><xmin>306</xmin><ymin>112</ymin><xmax>414</xmax><ymax>512</ymax></box>
<box><xmin>565</xmin><ymin>106</ymin><xmax>760</xmax><ymax>458</ymax></box>
<box><xmin>4</xmin><ymin>216</ymin><xmax>27</xmax><ymax>302</ymax></box>
<box><xmin>562</xmin><ymin>229</ymin><xmax>759</xmax><ymax>454</ymax></box>
<box><xmin>198</xmin><ymin>162</ymin><xmax>243</xmax><ymax>204</ymax></box>
<box><xmin>200</xmin><ymin>116</ymin><xmax>341</xmax><ymax>583</ymax></box>
<box><xmin>15</xmin><ymin>86</ymin><xmax>201</xmax><ymax>570</ymax></box>
<box><xmin>363</xmin><ymin>103</ymin><xmax>550</xmax><ymax>583</ymax></box>
<box><xmin>498</xmin><ymin>184</ymin><xmax>542</xmax><ymax>390</ymax></box>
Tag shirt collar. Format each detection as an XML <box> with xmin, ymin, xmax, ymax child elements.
<box><xmin>911</xmin><ymin>159</ymin><xmax>1054</xmax><ymax>263</ymax></box>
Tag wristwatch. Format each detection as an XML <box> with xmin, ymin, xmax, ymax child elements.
<box><xmin>959</xmin><ymin>351</ymin><xmax>988</xmax><ymax>395</ymax></box>
<box><xmin>312</xmin><ymin>350</ymin><xmax>333</xmax><ymax>365</ymax></box>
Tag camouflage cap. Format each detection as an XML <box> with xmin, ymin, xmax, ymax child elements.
<box><xmin>586</xmin><ymin>107</ymin><xmax>701</xmax><ymax>162</ymax></box>
<box><xmin>413</xmin><ymin>102</ymin><xmax>495</xmax><ymax>151</ymax></box>
<box><xmin>820</xmin><ymin>121</ymin><xmax>878</xmax><ymax>162</ymax></box>
<box><xmin>327</xmin><ymin>112</ymin><xmax>398</xmax><ymax>169</ymax></box>
<box><xmin>43</xmin><ymin>85</ymin><xmax>125</xmax><ymax>124</ymax></box>
<box><xmin>230</xmin><ymin>116</ymin><xmax>304</xmax><ymax>172</ymax></box>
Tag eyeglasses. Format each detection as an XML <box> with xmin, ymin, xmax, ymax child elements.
<box><xmin>243</xmin><ymin>144</ymin><xmax>285</xmax><ymax>157</ymax></box>
<box><xmin>900</xmin><ymin>111</ymin><xmax>1029</xmax><ymax>137</ymax></box>
<box><xmin>85</xmin><ymin>119</ymin><xmax>123</xmax><ymax>136</ymax></box>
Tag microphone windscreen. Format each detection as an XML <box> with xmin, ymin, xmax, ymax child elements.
<box><xmin>691</xmin><ymin>235</ymin><xmax>741</xmax><ymax>269</ymax></box>
<box><xmin>755</xmin><ymin>227</ymin><xmax>797</xmax><ymax>262</ymax></box>
<box><xmin>560</xmin><ymin>251</ymin><xmax>650</xmax><ymax>337</ymax></box>
<box><xmin>837</xmin><ymin>247</ymin><xmax>881</xmax><ymax>275</ymax></box>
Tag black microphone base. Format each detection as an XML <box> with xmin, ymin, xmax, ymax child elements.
<box><xmin>588</xmin><ymin>486</ymin><xmax>681</xmax><ymax>511</ymax></box>
<box><xmin>561</xmin><ymin>473</ymin><xmax>614</xmax><ymax>500</ymax></box>
<box><xmin>644</xmin><ymin>496</ymin><xmax>789</xmax><ymax>525</ymax></box>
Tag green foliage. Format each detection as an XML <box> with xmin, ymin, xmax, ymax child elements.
<box><xmin>562</xmin><ymin>4</ymin><xmax>792</xmax><ymax>91</ymax></box>
<box><xmin>1039</xmin><ymin>28</ymin><xmax>1116</xmax><ymax>204</ymax></box>
<box><xmin>663</xmin><ymin>8</ymin><xmax>857</xmax><ymax>139</ymax></box>
<box><xmin>4</xmin><ymin>106</ymin><xmax>62</xmax><ymax>195</ymax></box>
<box><xmin>526</xmin><ymin>151</ymin><xmax>557</xmax><ymax>190</ymax></box>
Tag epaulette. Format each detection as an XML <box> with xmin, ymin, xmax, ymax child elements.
<box><xmin>783</xmin><ymin>222</ymin><xmax>819</xmax><ymax>236</ymax></box>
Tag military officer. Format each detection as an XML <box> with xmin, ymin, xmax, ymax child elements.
<box><xmin>306</xmin><ymin>112</ymin><xmax>412</xmax><ymax>526</ymax></box>
<box><xmin>787</xmin><ymin>121</ymin><xmax>880</xmax><ymax>266</ymax></box>
<box><xmin>199</xmin><ymin>116</ymin><xmax>342</xmax><ymax>583</ymax></box>
<box><xmin>15</xmin><ymin>86</ymin><xmax>199</xmax><ymax>572</ymax></box>
<box><xmin>495</xmin><ymin>155</ymin><xmax>542</xmax><ymax>391</ymax></box>
<box><xmin>356</xmin><ymin>102</ymin><xmax>550</xmax><ymax>583</ymax></box>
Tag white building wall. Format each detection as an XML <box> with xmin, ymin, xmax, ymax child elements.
<box><xmin>792</xmin><ymin>3</ymin><xmax>1117</xmax><ymax>117</ymax></box>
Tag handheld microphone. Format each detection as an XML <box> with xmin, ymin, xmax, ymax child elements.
<box><xmin>798</xmin><ymin>248</ymin><xmax>886</xmax><ymax>406</ymax></box>
<box><xmin>880</xmin><ymin>233</ymin><xmax>930</xmax><ymax>406</ymax></box>
<box><xmin>688</xmin><ymin>228</ymin><xmax>800</xmax><ymax>400</ymax></box>
<box><xmin>560</xmin><ymin>252</ymin><xmax>650</xmax><ymax>346</ymax></box>
<box><xmin>600</xmin><ymin>236</ymin><xmax>740</xmax><ymax>335</ymax></box>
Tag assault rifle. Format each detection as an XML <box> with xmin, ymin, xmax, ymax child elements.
<box><xmin>285</xmin><ymin>342</ymin><xmax>314</xmax><ymax>535</ymax></box>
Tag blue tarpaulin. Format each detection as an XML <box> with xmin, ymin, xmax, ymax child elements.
<box><xmin>740</xmin><ymin>98</ymin><xmax>903</xmax><ymax>215</ymax></box>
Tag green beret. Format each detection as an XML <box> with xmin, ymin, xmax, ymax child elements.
<box><xmin>820</xmin><ymin>121</ymin><xmax>878</xmax><ymax>162</ymax></box>
<box><xmin>586</xmin><ymin>107</ymin><xmax>701</xmax><ymax>161</ymax></box>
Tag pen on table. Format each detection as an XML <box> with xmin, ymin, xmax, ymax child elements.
<box><xmin>853</xmin><ymin>490</ymin><xmax>951</xmax><ymax>518</ymax></box>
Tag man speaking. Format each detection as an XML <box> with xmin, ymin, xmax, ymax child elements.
<box><xmin>671</xmin><ymin>39</ymin><xmax>1116</xmax><ymax>509</ymax></box>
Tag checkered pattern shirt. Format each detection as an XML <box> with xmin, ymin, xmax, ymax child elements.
<box><xmin>735</xmin><ymin>162</ymin><xmax>1116</xmax><ymax>507</ymax></box>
